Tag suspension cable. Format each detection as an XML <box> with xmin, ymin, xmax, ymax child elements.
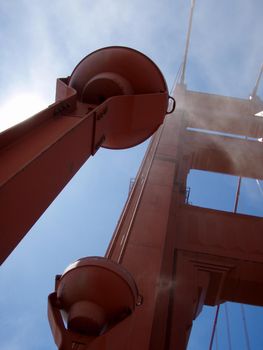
<box><xmin>170</xmin><ymin>62</ymin><xmax>183</xmax><ymax>94</ymax></box>
<box><xmin>180</xmin><ymin>0</ymin><xmax>196</xmax><ymax>85</ymax></box>
<box><xmin>241</xmin><ymin>304</ymin><xmax>251</xmax><ymax>350</ymax></box>
<box><xmin>256</xmin><ymin>179</ymin><xmax>263</xmax><ymax>197</ymax></box>
<box><xmin>209</xmin><ymin>305</ymin><xmax>220</xmax><ymax>350</ymax></box>
<box><xmin>224</xmin><ymin>303</ymin><xmax>232</xmax><ymax>350</ymax></box>
<box><xmin>250</xmin><ymin>63</ymin><xmax>263</xmax><ymax>99</ymax></box>
<box><xmin>233</xmin><ymin>176</ymin><xmax>242</xmax><ymax>213</ymax></box>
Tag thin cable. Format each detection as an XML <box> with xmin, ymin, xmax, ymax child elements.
<box><xmin>256</xmin><ymin>179</ymin><xmax>263</xmax><ymax>197</ymax></box>
<box><xmin>250</xmin><ymin>63</ymin><xmax>263</xmax><ymax>99</ymax></box>
<box><xmin>241</xmin><ymin>304</ymin><xmax>251</xmax><ymax>350</ymax></box>
<box><xmin>233</xmin><ymin>177</ymin><xmax>242</xmax><ymax>213</ymax></box>
<box><xmin>170</xmin><ymin>62</ymin><xmax>183</xmax><ymax>94</ymax></box>
<box><xmin>180</xmin><ymin>0</ymin><xmax>196</xmax><ymax>84</ymax></box>
<box><xmin>209</xmin><ymin>305</ymin><xmax>220</xmax><ymax>350</ymax></box>
<box><xmin>224</xmin><ymin>303</ymin><xmax>232</xmax><ymax>350</ymax></box>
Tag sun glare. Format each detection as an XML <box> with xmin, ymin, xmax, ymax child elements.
<box><xmin>0</xmin><ymin>92</ymin><xmax>47</xmax><ymax>132</ymax></box>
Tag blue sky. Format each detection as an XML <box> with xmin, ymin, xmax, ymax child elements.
<box><xmin>0</xmin><ymin>0</ymin><xmax>262</xmax><ymax>349</ymax></box>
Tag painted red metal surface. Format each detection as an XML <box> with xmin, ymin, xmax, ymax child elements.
<box><xmin>50</xmin><ymin>84</ymin><xmax>263</xmax><ymax>349</ymax></box>
<box><xmin>0</xmin><ymin>46</ymin><xmax>168</xmax><ymax>264</ymax></box>
<box><xmin>48</xmin><ymin>257</ymin><xmax>139</xmax><ymax>349</ymax></box>
<box><xmin>2</xmin><ymin>43</ymin><xmax>263</xmax><ymax>349</ymax></box>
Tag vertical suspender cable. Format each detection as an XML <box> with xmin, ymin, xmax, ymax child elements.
<box><xmin>256</xmin><ymin>179</ymin><xmax>263</xmax><ymax>197</ymax></box>
<box><xmin>233</xmin><ymin>176</ymin><xmax>242</xmax><ymax>213</ymax></box>
<box><xmin>224</xmin><ymin>303</ymin><xmax>232</xmax><ymax>350</ymax></box>
<box><xmin>250</xmin><ymin>63</ymin><xmax>263</xmax><ymax>99</ymax></box>
<box><xmin>170</xmin><ymin>63</ymin><xmax>183</xmax><ymax>94</ymax></box>
<box><xmin>241</xmin><ymin>304</ymin><xmax>251</xmax><ymax>350</ymax></box>
<box><xmin>180</xmin><ymin>0</ymin><xmax>196</xmax><ymax>85</ymax></box>
<box><xmin>209</xmin><ymin>305</ymin><xmax>220</xmax><ymax>350</ymax></box>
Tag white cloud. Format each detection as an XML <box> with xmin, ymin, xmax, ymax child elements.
<box><xmin>0</xmin><ymin>92</ymin><xmax>47</xmax><ymax>132</ymax></box>
<box><xmin>186</xmin><ymin>0</ymin><xmax>263</xmax><ymax>97</ymax></box>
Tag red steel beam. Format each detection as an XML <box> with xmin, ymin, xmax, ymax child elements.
<box><xmin>52</xmin><ymin>90</ymin><xmax>263</xmax><ymax>350</ymax></box>
<box><xmin>0</xmin><ymin>74</ymin><xmax>168</xmax><ymax>264</ymax></box>
<box><xmin>0</xmin><ymin>80</ymin><xmax>96</xmax><ymax>264</ymax></box>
